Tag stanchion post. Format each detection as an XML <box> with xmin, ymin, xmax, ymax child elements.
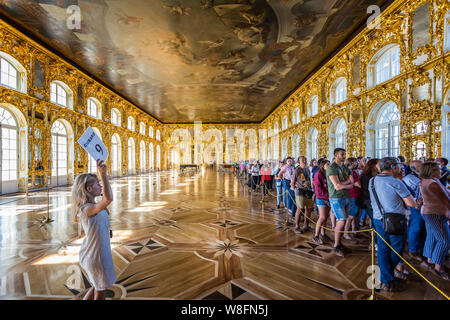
<box><xmin>367</xmin><ymin>228</ymin><xmax>375</xmax><ymax>300</ymax></box>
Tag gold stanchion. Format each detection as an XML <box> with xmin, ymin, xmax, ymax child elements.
<box><xmin>367</xmin><ymin>228</ymin><xmax>375</xmax><ymax>300</ymax></box>
<box><xmin>36</xmin><ymin>170</ymin><xmax>54</xmax><ymax>228</ymax></box>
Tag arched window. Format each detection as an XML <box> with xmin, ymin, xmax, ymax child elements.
<box><xmin>50</xmin><ymin>81</ymin><xmax>73</xmax><ymax>109</ymax></box>
<box><xmin>0</xmin><ymin>106</ymin><xmax>18</xmax><ymax>193</ymax></box>
<box><xmin>149</xmin><ymin>143</ymin><xmax>154</xmax><ymax>170</ymax></box>
<box><xmin>128</xmin><ymin>138</ymin><xmax>135</xmax><ymax>174</ymax></box>
<box><xmin>111</xmin><ymin>134</ymin><xmax>121</xmax><ymax>177</ymax></box>
<box><xmin>88</xmin><ymin>128</ymin><xmax>102</xmax><ymax>173</ymax></box>
<box><xmin>330</xmin><ymin>78</ymin><xmax>347</xmax><ymax>105</ymax></box>
<box><xmin>87</xmin><ymin>97</ymin><xmax>102</xmax><ymax>119</ymax></box>
<box><xmin>149</xmin><ymin>126</ymin><xmax>154</xmax><ymax>138</ymax></box>
<box><xmin>412</xmin><ymin>140</ymin><xmax>427</xmax><ymax>160</ymax></box>
<box><xmin>281</xmin><ymin>137</ymin><xmax>287</xmax><ymax>159</ymax></box>
<box><xmin>140</xmin><ymin>141</ymin><xmax>146</xmax><ymax>171</ymax></box>
<box><xmin>444</xmin><ymin>11</ymin><xmax>450</xmax><ymax>53</ymax></box>
<box><xmin>156</xmin><ymin>145</ymin><xmax>161</xmax><ymax>170</ymax></box>
<box><xmin>307</xmin><ymin>96</ymin><xmax>319</xmax><ymax>117</ymax></box>
<box><xmin>139</xmin><ymin>122</ymin><xmax>145</xmax><ymax>135</ymax></box>
<box><xmin>329</xmin><ymin>118</ymin><xmax>347</xmax><ymax>157</ymax></box>
<box><xmin>156</xmin><ymin>130</ymin><xmax>160</xmax><ymax>141</ymax></box>
<box><xmin>292</xmin><ymin>108</ymin><xmax>300</xmax><ymax>125</ymax></box>
<box><xmin>0</xmin><ymin>52</ymin><xmax>27</xmax><ymax>93</ymax></box>
<box><xmin>307</xmin><ymin>127</ymin><xmax>318</xmax><ymax>161</ymax></box>
<box><xmin>374</xmin><ymin>101</ymin><xmax>400</xmax><ymax>158</ymax></box>
<box><xmin>51</xmin><ymin>120</ymin><xmax>69</xmax><ymax>186</ymax></box>
<box><xmin>292</xmin><ymin>134</ymin><xmax>300</xmax><ymax>159</ymax></box>
<box><xmin>367</xmin><ymin>44</ymin><xmax>400</xmax><ymax>88</ymax></box>
<box><xmin>128</xmin><ymin>116</ymin><xmax>135</xmax><ymax>131</ymax></box>
<box><xmin>282</xmin><ymin>116</ymin><xmax>288</xmax><ymax>130</ymax></box>
<box><xmin>111</xmin><ymin>108</ymin><xmax>121</xmax><ymax>126</ymax></box>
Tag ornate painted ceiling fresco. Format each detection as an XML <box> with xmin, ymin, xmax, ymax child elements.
<box><xmin>0</xmin><ymin>0</ymin><xmax>392</xmax><ymax>123</ymax></box>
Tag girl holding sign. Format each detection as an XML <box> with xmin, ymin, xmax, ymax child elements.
<box><xmin>72</xmin><ymin>160</ymin><xmax>116</xmax><ymax>300</ymax></box>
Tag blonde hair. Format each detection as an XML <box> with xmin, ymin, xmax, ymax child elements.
<box><xmin>71</xmin><ymin>173</ymin><xmax>98</xmax><ymax>222</ymax></box>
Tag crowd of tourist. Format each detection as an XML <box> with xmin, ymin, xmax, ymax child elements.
<box><xmin>232</xmin><ymin>149</ymin><xmax>450</xmax><ymax>292</ymax></box>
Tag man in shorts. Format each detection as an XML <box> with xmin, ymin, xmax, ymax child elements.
<box><xmin>326</xmin><ymin>148</ymin><xmax>354</xmax><ymax>257</ymax></box>
<box><xmin>291</xmin><ymin>156</ymin><xmax>314</xmax><ymax>234</ymax></box>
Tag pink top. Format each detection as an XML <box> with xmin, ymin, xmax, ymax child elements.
<box><xmin>280</xmin><ymin>164</ymin><xmax>295</xmax><ymax>181</ymax></box>
<box><xmin>419</xmin><ymin>178</ymin><xmax>450</xmax><ymax>215</ymax></box>
<box><xmin>349</xmin><ymin>170</ymin><xmax>361</xmax><ymax>199</ymax></box>
<box><xmin>314</xmin><ymin>170</ymin><xmax>329</xmax><ymax>200</ymax></box>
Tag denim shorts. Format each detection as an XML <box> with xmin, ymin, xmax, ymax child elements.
<box><xmin>329</xmin><ymin>198</ymin><xmax>350</xmax><ymax>221</ymax></box>
<box><xmin>316</xmin><ymin>198</ymin><xmax>330</xmax><ymax>207</ymax></box>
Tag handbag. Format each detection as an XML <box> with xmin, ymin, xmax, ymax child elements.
<box><xmin>297</xmin><ymin>187</ymin><xmax>314</xmax><ymax>199</ymax></box>
<box><xmin>370</xmin><ymin>177</ymin><xmax>406</xmax><ymax>235</ymax></box>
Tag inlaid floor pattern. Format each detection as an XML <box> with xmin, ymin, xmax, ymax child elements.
<box><xmin>0</xmin><ymin>168</ymin><xmax>449</xmax><ymax>300</ymax></box>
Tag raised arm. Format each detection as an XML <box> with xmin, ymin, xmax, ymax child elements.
<box><xmin>85</xmin><ymin>160</ymin><xmax>113</xmax><ymax>217</ymax></box>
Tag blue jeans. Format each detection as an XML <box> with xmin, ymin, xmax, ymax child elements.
<box><xmin>349</xmin><ymin>198</ymin><xmax>359</xmax><ymax>217</ymax></box>
<box><xmin>408</xmin><ymin>207</ymin><xmax>425</xmax><ymax>254</ymax></box>
<box><xmin>288</xmin><ymin>189</ymin><xmax>297</xmax><ymax>217</ymax></box>
<box><xmin>276</xmin><ymin>185</ymin><xmax>283</xmax><ymax>206</ymax></box>
<box><xmin>329</xmin><ymin>198</ymin><xmax>350</xmax><ymax>221</ymax></box>
<box><xmin>282</xmin><ymin>179</ymin><xmax>289</xmax><ymax>208</ymax></box>
<box><xmin>422</xmin><ymin>214</ymin><xmax>450</xmax><ymax>266</ymax></box>
<box><xmin>374</xmin><ymin>219</ymin><xmax>406</xmax><ymax>284</ymax></box>
<box><xmin>360</xmin><ymin>200</ymin><xmax>374</xmax><ymax>227</ymax></box>
<box><xmin>283</xmin><ymin>179</ymin><xmax>297</xmax><ymax>215</ymax></box>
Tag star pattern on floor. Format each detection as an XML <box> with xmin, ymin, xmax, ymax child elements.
<box><xmin>125</xmin><ymin>238</ymin><xmax>164</xmax><ymax>255</ymax></box>
<box><xmin>152</xmin><ymin>218</ymin><xmax>182</xmax><ymax>230</ymax></box>
<box><xmin>202</xmin><ymin>282</ymin><xmax>259</xmax><ymax>300</ymax></box>
<box><xmin>65</xmin><ymin>270</ymin><xmax>158</xmax><ymax>298</ymax></box>
<box><xmin>211</xmin><ymin>219</ymin><xmax>241</xmax><ymax>228</ymax></box>
<box><xmin>293</xmin><ymin>241</ymin><xmax>333</xmax><ymax>258</ymax></box>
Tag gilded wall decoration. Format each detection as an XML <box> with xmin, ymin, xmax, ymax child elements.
<box><xmin>262</xmin><ymin>0</ymin><xmax>450</xmax><ymax>161</ymax></box>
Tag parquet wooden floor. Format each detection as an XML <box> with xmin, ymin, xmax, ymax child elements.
<box><xmin>0</xmin><ymin>168</ymin><xmax>448</xmax><ymax>300</ymax></box>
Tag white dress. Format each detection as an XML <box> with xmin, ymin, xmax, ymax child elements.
<box><xmin>78</xmin><ymin>206</ymin><xmax>116</xmax><ymax>291</ymax></box>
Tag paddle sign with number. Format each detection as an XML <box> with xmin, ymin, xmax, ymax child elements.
<box><xmin>77</xmin><ymin>126</ymin><xmax>108</xmax><ymax>162</ymax></box>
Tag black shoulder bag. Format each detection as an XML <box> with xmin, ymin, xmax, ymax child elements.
<box><xmin>370</xmin><ymin>176</ymin><xmax>406</xmax><ymax>235</ymax></box>
<box><xmin>296</xmin><ymin>167</ymin><xmax>314</xmax><ymax>199</ymax></box>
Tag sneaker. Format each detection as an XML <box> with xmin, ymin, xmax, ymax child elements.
<box><xmin>319</xmin><ymin>234</ymin><xmax>332</xmax><ymax>243</ymax></box>
<box><xmin>333</xmin><ymin>245</ymin><xmax>345</xmax><ymax>257</ymax></box>
<box><xmin>312</xmin><ymin>236</ymin><xmax>323</xmax><ymax>245</ymax></box>
<box><xmin>381</xmin><ymin>280</ymin><xmax>406</xmax><ymax>292</ymax></box>
<box><xmin>277</xmin><ymin>204</ymin><xmax>280</xmax><ymax>209</ymax></box>
<box><xmin>431</xmin><ymin>268</ymin><xmax>450</xmax><ymax>281</ymax></box>
<box><xmin>294</xmin><ymin>227</ymin><xmax>303</xmax><ymax>234</ymax></box>
<box><xmin>302</xmin><ymin>225</ymin><xmax>313</xmax><ymax>233</ymax></box>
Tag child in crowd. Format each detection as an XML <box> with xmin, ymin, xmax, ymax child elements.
<box><xmin>72</xmin><ymin>160</ymin><xmax>116</xmax><ymax>300</ymax></box>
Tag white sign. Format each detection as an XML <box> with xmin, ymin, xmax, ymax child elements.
<box><xmin>77</xmin><ymin>127</ymin><xmax>108</xmax><ymax>162</ymax></box>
